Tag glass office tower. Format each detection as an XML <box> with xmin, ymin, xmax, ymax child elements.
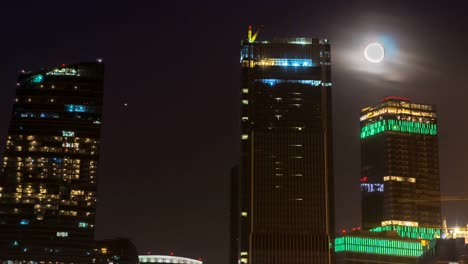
<box><xmin>360</xmin><ymin>96</ymin><xmax>441</xmax><ymax>230</ymax></box>
<box><xmin>0</xmin><ymin>62</ymin><xmax>104</xmax><ymax>263</ymax></box>
<box><xmin>235</xmin><ymin>29</ymin><xmax>334</xmax><ymax>264</ymax></box>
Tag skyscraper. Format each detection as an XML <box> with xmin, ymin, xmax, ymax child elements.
<box><xmin>0</xmin><ymin>61</ymin><xmax>104</xmax><ymax>263</ymax></box>
<box><xmin>234</xmin><ymin>27</ymin><xmax>334</xmax><ymax>264</ymax></box>
<box><xmin>360</xmin><ymin>96</ymin><xmax>441</xmax><ymax>230</ymax></box>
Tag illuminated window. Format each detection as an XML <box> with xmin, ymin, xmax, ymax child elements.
<box><xmin>65</xmin><ymin>104</ymin><xmax>88</xmax><ymax>113</ymax></box>
<box><xmin>19</xmin><ymin>219</ymin><xmax>29</xmax><ymax>225</ymax></box>
<box><xmin>31</xmin><ymin>74</ymin><xmax>44</xmax><ymax>83</ymax></box>
<box><xmin>242</xmin><ymin>117</ymin><xmax>248</xmax><ymax>121</ymax></box>
<box><xmin>62</xmin><ymin>131</ymin><xmax>75</xmax><ymax>137</ymax></box>
<box><xmin>240</xmin><ymin>252</ymin><xmax>248</xmax><ymax>256</ymax></box>
<box><xmin>242</xmin><ymin>88</ymin><xmax>248</xmax><ymax>94</ymax></box>
<box><xmin>407</xmin><ymin>177</ymin><xmax>416</xmax><ymax>183</ymax></box>
<box><xmin>56</xmin><ymin>232</ymin><xmax>68</xmax><ymax>237</ymax></box>
<box><xmin>241</xmin><ymin>212</ymin><xmax>248</xmax><ymax>217</ymax></box>
<box><xmin>242</xmin><ymin>135</ymin><xmax>249</xmax><ymax>140</ymax></box>
<box><xmin>78</xmin><ymin>222</ymin><xmax>89</xmax><ymax>228</ymax></box>
<box><xmin>242</xmin><ymin>100</ymin><xmax>248</xmax><ymax>105</ymax></box>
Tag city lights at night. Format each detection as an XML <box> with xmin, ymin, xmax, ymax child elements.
<box><xmin>1</xmin><ymin>1</ymin><xmax>468</xmax><ymax>264</ymax></box>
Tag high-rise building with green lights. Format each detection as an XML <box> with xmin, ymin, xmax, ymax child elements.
<box><xmin>0</xmin><ymin>61</ymin><xmax>104</xmax><ymax>263</ymax></box>
<box><xmin>233</xmin><ymin>27</ymin><xmax>334</xmax><ymax>264</ymax></box>
<box><xmin>360</xmin><ymin>96</ymin><xmax>441</xmax><ymax>230</ymax></box>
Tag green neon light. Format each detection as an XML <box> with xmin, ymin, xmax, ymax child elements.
<box><xmin>370</xmin><ymin>225</ymin><xmax>441</xmax><ymax>240</ymax></box>
<box><xmin>361</xmin><ymin>119</ymin><xmax>437</xmax><ymax>139</ymax></box>
<box><xmin>334</xmin><ymin>236</ymin><xmax>424</xmax><ymax>257</ymax></box>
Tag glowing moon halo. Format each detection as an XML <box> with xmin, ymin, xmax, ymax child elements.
<box><xmin>364</xmin><ymin>43</ymin><xmax>385</xmax><ymax>63</ymax></box>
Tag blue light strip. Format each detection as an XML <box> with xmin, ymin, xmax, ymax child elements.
<box><xmin>256</xmin><ymin>58</ymin><xmax>314</xmax><ymax>67</ymax></box>
<box><xmin>65</xmin><ymin>104</ymin><xmax>88</xmax><ymax>113</ymax></box>
<box><xmin>256</xmin><ymin>79</ymin><xmax>322</xmax><ymax>86</ymax></box>
<box><xmin>361</xmin><ymin>183</ymin><xmax>384</xmax><ymax>192</ymax></box>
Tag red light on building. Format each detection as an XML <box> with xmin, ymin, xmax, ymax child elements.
<box><xmin>170</xmin><ymin>252</ymin><xmax>174</xmax><ymax>256</ymax></box>
<box><xmin>361</xmin><ymin>176</ymin><xmax>368</xmax><ymax>182</ymax></box>
<box><xmin>341</xmin><ymin>229</ymin><xmax>347</xmax><ymax>234</ymax></box>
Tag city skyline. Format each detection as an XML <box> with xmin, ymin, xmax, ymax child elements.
<box><xmin>1</xmin><ymin>1</ymin><xmax>468</xmax><ymax>263</ymax></box>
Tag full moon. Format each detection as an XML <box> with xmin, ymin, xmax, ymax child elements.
<box><xmin>364</xmin><ymin>43</ymin><xmax>385</xmax><ymax>63</ymax></box>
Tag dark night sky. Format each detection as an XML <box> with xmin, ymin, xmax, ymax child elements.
<box><xmin>1</xmin><ymin>0</ymin><xmax>468</xmax><ymax>263</ymax></box>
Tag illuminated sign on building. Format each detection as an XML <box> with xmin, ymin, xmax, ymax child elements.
<box><xmin>46</xmin><ymin>68</ymin><xmax>79</xmax><ymax>76</ymax></box>
<box><xmin>361</xmin><ymin>183</ymin><xmax>384</xmax><ymax>192</ymax></box>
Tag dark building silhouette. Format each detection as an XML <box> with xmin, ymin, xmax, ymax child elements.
<box><xmin>360</xmin><ymin>96</ymin><xmax>441</xmax><ymax>230</ymax></box>
<box><xmin>0</xmin><ymin>61</ymin><xmax>104</xmax><ymax>263</ymax></box>
<box><xmin>234</xmin><ymin>27</ymin><xmax>334</xmax><ymax>264</ymax></box>
<box><xmin>229</xmin><ymin>165</ymin><xmax>239</xmax><ymax>264</ymax></box>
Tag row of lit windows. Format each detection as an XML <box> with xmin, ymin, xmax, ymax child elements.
<box><xmin>381</xmin><ymin>220</ymin><xmax>419</xmax><ymax>227</ymax></box>
<box><xmin>7</xmin><ymin>135</ymin><xmax>97</xmax><ymax>144</ymax></box>
<box><xmin>360</xmin><ymin>107</ymin><xmax>436</xmax><ymax>121</ymax></box>
<box><xmin>334</xmin><ymin>236</ymin><xmax>424</xmax><ymax>257</ymax></box>
<box><xmin>370</xmin><ymin>225</ymin><xmax>441</xmax><ymax>240</ymax></box>
<box><xmin>7</xmin><ymin>146</ymin><xmax>97</xmax><ymax>155</ymax></box>
<box><xmin>383</xmin><ymin>176</ymin><xmax>416</xmax><ymax>183</ymax></box>
<box><xmin>362</xmin><ymin>102</ymin><xmax>433</xmax><ymax>113</ymax></box>
<box><xmin>361</xmin><ymin>119</ymin><xmax>437</xmax><ymax>139</ymax></box>
<box><xmin>254</xmin><ymin>58</ymin><xmax>314</xmax><ymax>67</ymax></box>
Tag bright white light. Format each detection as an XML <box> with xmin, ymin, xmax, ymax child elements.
<box><xmin>364</xmin><ymin>43</ymin><xmax>385</xmax><ymax>63</ymax></box>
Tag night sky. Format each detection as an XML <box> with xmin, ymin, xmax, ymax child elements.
<box><xmin>1</xmin><ymin>1</ymin><xmax>468</xmax><ymax>263</ymax></box>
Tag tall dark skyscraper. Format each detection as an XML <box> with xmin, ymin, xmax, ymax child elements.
<box><xmin>0</xmin><ymin>62</ymin><xmax>104</xmax><ymax>263</ymax></box>
<box><xmin>360</xmin><ymin>96</ymin><xmax>441</xmax><ymax>230</ymax></box>
<box><xmin>233</xmin><ymin>27</ymin><xmax>334</xmax><ymax>264</ymax></box>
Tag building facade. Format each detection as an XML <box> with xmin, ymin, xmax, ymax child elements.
<box><xmin>235</xmin><ymin>27</ymin><xmax>334</xmax><ymax>264</ymax></box>
<box><xmin>360</xmin><ymin>96</ymin><xmax>441</xmax><ymax>230</ymax></box>
<box><xmin>0</xmin><ymin>62</ymin><xmax>104</xmax><ymax>263</ymax></box>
